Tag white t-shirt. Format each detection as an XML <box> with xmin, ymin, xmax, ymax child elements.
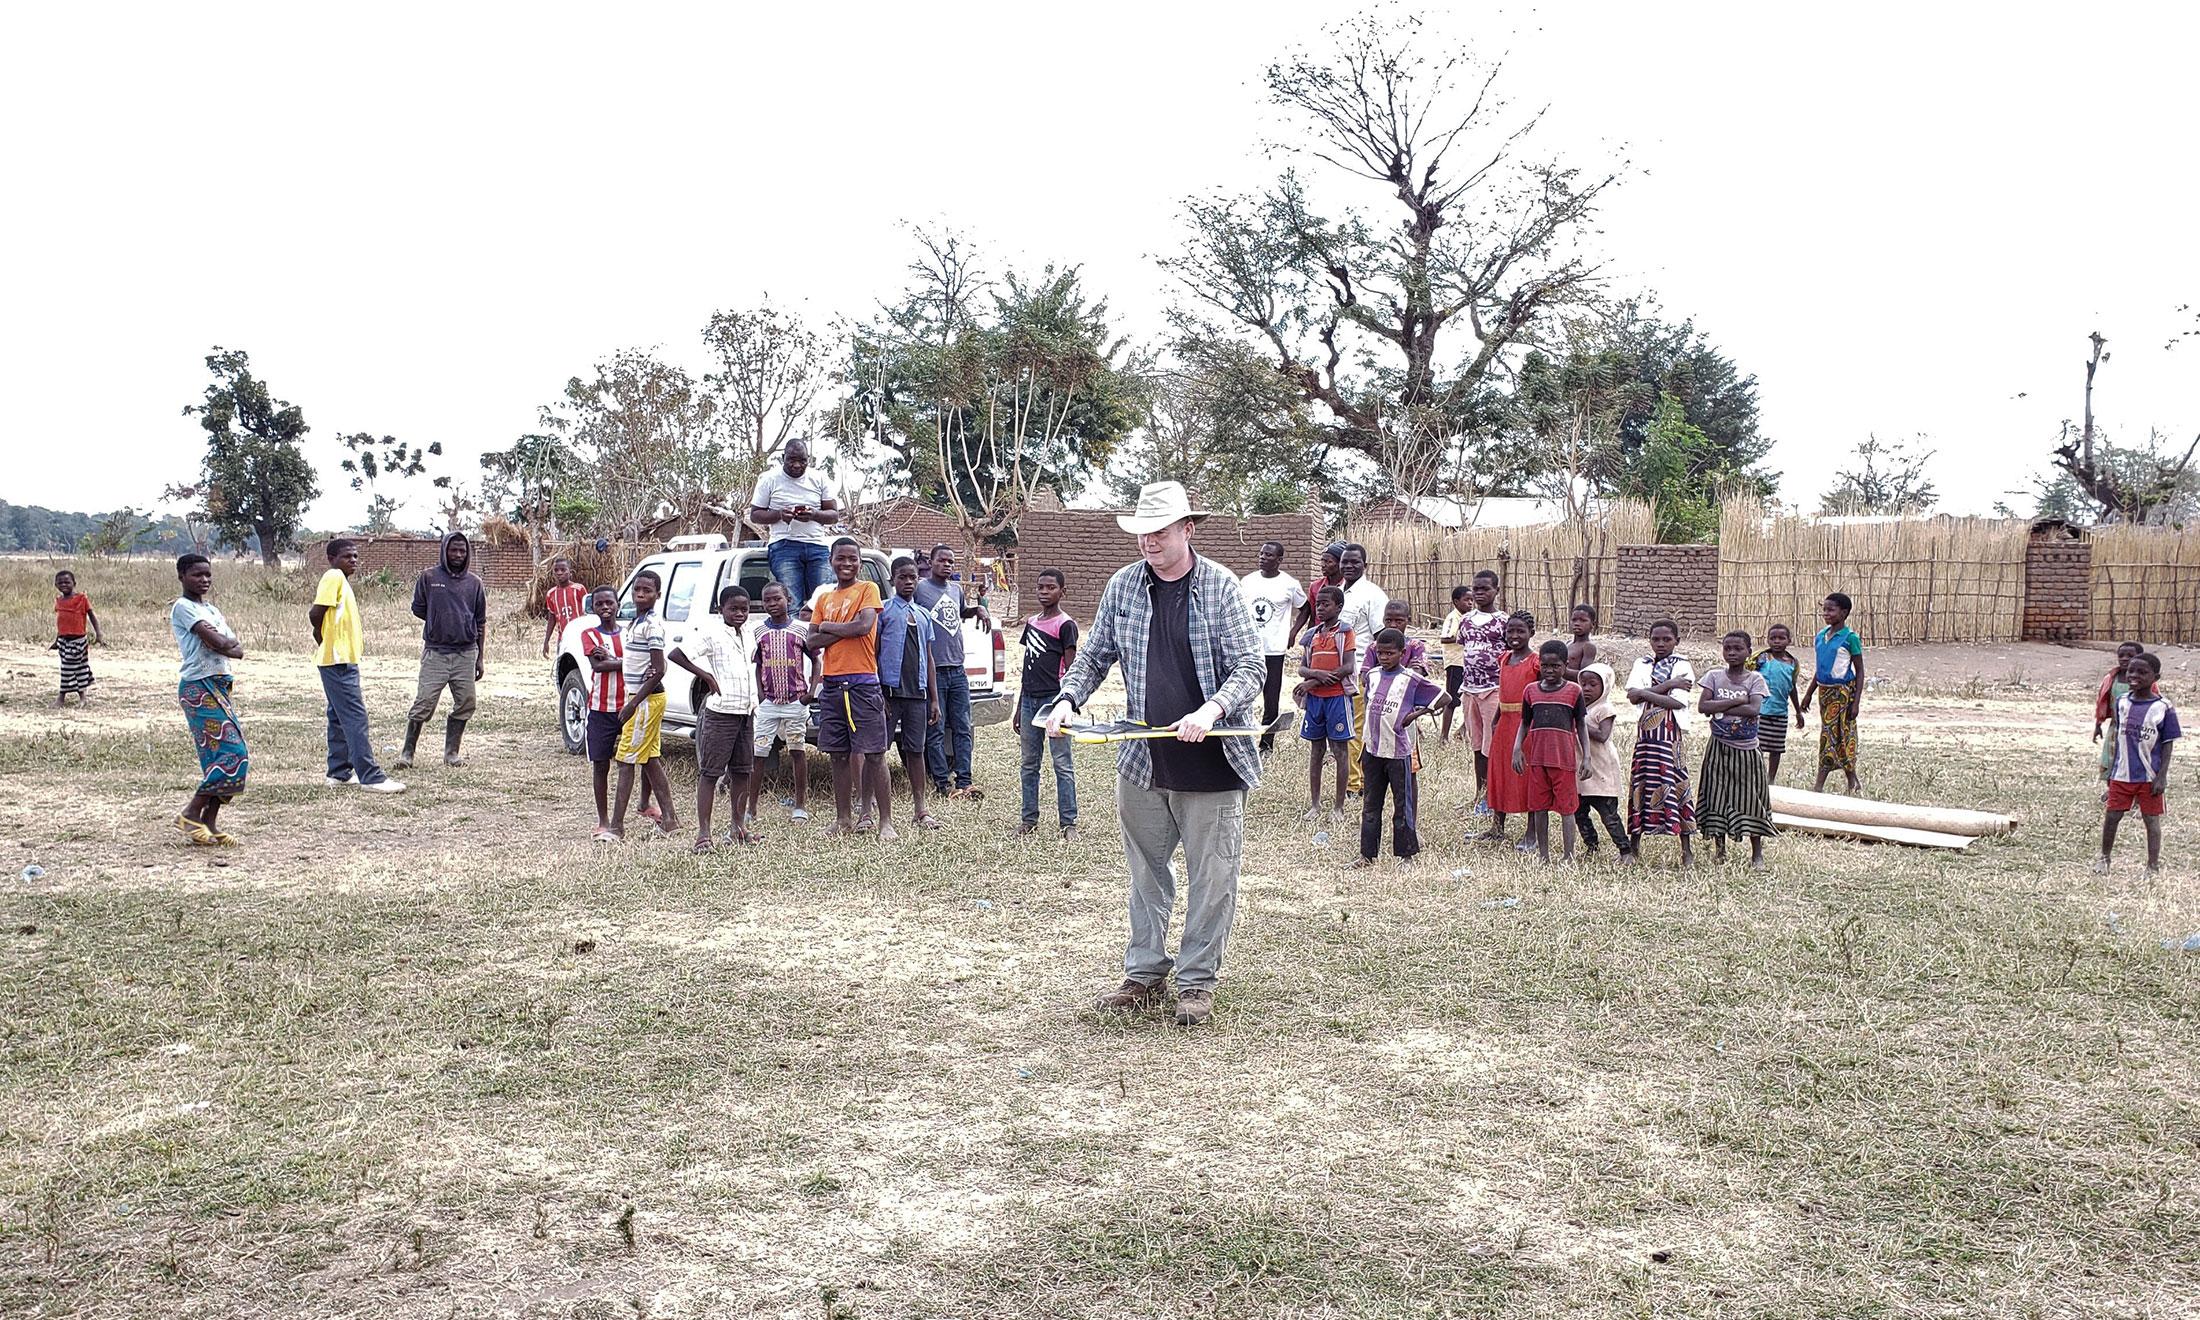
<box><xmin>1240</xmin><ymin>571</ymin><xmax>1308</xmax><ymax>656</ymax></box>
<box><xmin>749</xmin><ymin>468</ymin><xmax>836</xmax><ymax>544</ymax></box>
<box><xmin>1340</xmin><ymin>577</ymin><xmax>1389</xmax><ymax>647</ymax></box>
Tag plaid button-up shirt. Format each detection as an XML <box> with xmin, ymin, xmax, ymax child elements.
<box><xmin>1057</xmin><ymin>554</ymin><xmax>1268</xmax><ymax>792</ymax></box>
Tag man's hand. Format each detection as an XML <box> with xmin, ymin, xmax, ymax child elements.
<box><xmin>1795</xmin><ymin>710</ymin><xmax>1806</xmax><ymax>728</ymax></box>
<box><xmin>475</xmin><ymin>657</ymin><xmax>485</xmax><ymax>681</ymax></box>
<box><xmin>618</xmin><ymin>700</ymin><xmax>638</xmax><ymax>725</ymax></box>
<box><xmin>2093</xmin><ymin>722</ymin><xmax>2104</xmax><ymax>743</ymax></box>
<box><xmin>1042</xmin><ymin>697</ymin><xmax>1077</xmax><ymax>739</ymax></box>
<box><xmin>704</xmin><ymin>676</ymin><xmax>721</xmax><ymax>695</ymax></box>
<box><xmin>2152</xmin><ymin>777</ymin><xmax>2167</xmax><ymax>799</ymax></box>
<box><xmin>1511</xmin><ymin>748</ymin><xmax>1525</xmax><ymax>774</ymax></box>
<box><xmin>1173</xmin><ymin>701</ymin><xmax>1223</xmax><ymax>742</ymax></box>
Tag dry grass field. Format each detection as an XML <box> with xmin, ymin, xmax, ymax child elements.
<box><xmin>2</xmin><ymin>558</ymin><xmax>2197</xmax><ymax>1319</ymax></box>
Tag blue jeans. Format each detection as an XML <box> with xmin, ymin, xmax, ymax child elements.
<box><xmin>766</xmin><ymin>539</ymin><xmax>832</xmax><ymax>605</ymax></box>
<box><xmin>318</xmin><ymin>663</ymin><xmax>387</xmax><ymax>785</ymax></box>
<box><xmin>1019</xmin><ymin>694</ymin><xmax>1078</xmax><ymax>826</ymax></box>
<box><xmin>924</xmin><ymin>666</ymin><xmax>974</xmax><ymax>790</ymax></box>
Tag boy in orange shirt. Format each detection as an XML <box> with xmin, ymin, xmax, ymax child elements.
<box><xmin>809</xmin><ymin>538</ymin><xmax>891</xmax><ymax>838</ymax></box>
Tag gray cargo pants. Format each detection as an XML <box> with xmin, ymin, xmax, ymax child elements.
<box><xmin>1117</xmin><ymin>779</ymin><xmax>1246</xmax><ymax>994</ymax></box>
<box><xmin>408</xmin><ymin>645</ymin><xmax>479</xmax><ymax>724</ymax></box>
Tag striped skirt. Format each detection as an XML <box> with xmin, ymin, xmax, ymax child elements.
<box><xmin>1627</xmin><ymin>711</ymin><xmax>1695</xmax><ymax>837</ymax></box>
<box><xmin>1697</xmin><ymin>738</ymin><xmax>1774</xmax><ymax>839</ymax></box>
<box><xmin>1758</xmin><ymin>711</ymin><xmax>1787</xmax><ymax>757</ymax></box>
<box><xmin>180</xmin><ymin>676</ymin><xmax>250</xmax><ymax>798</ymax></box>
<box><xmin>57</xmin><ymin>635</ymin><xmax>92</xmax><ymax>694</ymax></box>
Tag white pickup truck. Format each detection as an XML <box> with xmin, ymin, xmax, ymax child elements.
<box><xmin>552</xmin><ymin>535</ymin><xmax>1010</xmax><ymax>754</ymax></box>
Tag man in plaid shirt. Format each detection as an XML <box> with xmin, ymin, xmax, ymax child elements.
<box><xmin>1042</xmin><ymin>481</ymin><xmax>1266</xmax><ymax>1027</ymax></box>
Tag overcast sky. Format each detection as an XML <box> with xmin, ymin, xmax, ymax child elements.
<box><xmin>3</xmin><ymin>1</ymin><xmax>2193</xmax><ymax>528</ymax></box>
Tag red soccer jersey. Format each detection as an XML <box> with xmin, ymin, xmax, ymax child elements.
<box><xmin>1301</xmin><ymin>624</ymin><xmax>1354</xmax><ymax>698</ymax></box>
<box><xmin>55</xmin><ymin>593</ymin><xmax>92</xmax><ymax>635</ymax></box>
<box><xmin>580</xmin><ymin>626</ymin><xmax>626</xmax><ymax>711</ymax></box>
<box><xmin>545</xmin><ymin>583</ymin><xmax>588</xmax><ymax>636</ymax></box>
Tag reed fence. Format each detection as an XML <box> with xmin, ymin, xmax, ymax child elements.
<box><xmin>2088</xmin><ymin>524</ymin><xmax>2200</xmax><ymax>642</ymax></box>
<box><xmin>1714</xmin><ymin>498</ymin><xmax>2027</xmax><ymax>645</ymax></box>
<box><xmin>1351</xmin><ymin>502</ymin><xmax>1655</xmax><ymax>629</ymax></box>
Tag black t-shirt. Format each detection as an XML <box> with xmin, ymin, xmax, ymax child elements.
<box><xmin>1144</xmin><ymin>569</ymin><xmax>1244</xmax><ymax>793</ymax></box>
<box><xmin>1020</xmin><ymin>613</ymin><xmax>1078</xmax><ymax>698</ymax></box>
<box><xmin>886</xmin><ymin>608</ymin><xmax>926</xmax><ymax>699</ymax></box>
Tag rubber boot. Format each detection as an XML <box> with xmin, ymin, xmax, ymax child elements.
<box><xmin>443</xmin><ymin>718</ymin><xmax>468</xmax><ymax>767</ymax></box>
<box><xmin>394</xmin><ymin>719</ymin><xmax>424</xmax><ymax>769</ymax></box>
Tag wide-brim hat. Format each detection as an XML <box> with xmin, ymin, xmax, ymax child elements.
<box><xmin>1117</xmin><ymin>480</ymin><xmax>1210</xmax><ymax>535</ymax></box>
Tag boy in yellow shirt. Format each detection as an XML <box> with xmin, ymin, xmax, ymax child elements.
<box><xmin>308</xmin><ymin>539</ymin><xmax>405</xmax><ymax>793</ymax></box>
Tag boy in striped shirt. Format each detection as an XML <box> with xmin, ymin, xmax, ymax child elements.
<box><xmin>1355</xmin><ymin>627</ymin><xmax>1447</xmax><ymax>867</ymax></box>
<box><xmin>2098</xmin><ymin>651</ymin><xmax>2179</xmax><ymax>874</ymax></box>
<box><xmin>579</xmin><ymin>586</ymin><xmax>626</xmax><ymax>839</ymax></box>
<box><xmin>542</xmin><ymin>556</ymin><xmax>589</xmax><ymax>658</ymax></box>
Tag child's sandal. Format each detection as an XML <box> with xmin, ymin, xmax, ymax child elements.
<box><xmin>173</xmin><ymin>816</ymin><xmax>215</xmax><ymax>846</ymax></box>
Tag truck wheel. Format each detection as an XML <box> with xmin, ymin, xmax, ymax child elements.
<box><xmin>559</xmin><ymin>670</ymin><xmax>589</xmax><ymax>755</ymax></box>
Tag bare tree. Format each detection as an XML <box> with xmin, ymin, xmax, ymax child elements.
<box><xmin>2051</xmin><ymin>331</ymin><xmax>2199</xmax><ymax>523</ymax></box>
<box><xmin>702</xmin><ymin>298</ymin><xmax>830</xmax><ymax>494</ymax></box>
<box><xmin>540</xmin><ymin>350</ymin><xmax>726</xmax><ymax>539</ymax></box>
<box><xmin>1161</xmin><ymin>13</ymin><xmax>1617</xmax><ymax>469</ymax></box>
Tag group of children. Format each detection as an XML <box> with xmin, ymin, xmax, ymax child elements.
<box><xmin>569</xmin><ymin>539</ymin><xmax>1082</xmax><ymax>850</ymax></box>
<box><xmin>1282</xmin><ymin>575</ymin><xmax>1888</xmax><ymax>870</ymax></box>
<box><xmin>82</xmin><ymin>542</ymin><xmax>2177</xmax><ymax>875</ymax></box>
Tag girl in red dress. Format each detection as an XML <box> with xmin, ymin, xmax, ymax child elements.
<box><xmin>1476</xmin><ymin>612</ymin><xmax>1541</xmax><ymax>843</ymax></box>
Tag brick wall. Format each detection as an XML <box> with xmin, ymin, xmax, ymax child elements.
<box><xmin>1013</xmin><ymin>510</ymin><xmax>1321</xmax><ymax>627</ymax></box>
<box><xmin>306</xmin><ymin>536</ymin><xmax>536</xmax><ymax>593</ymax></box>
<box><xmin>2023</xmin><ymin>536</ymin><xmax>2092</xmax><ymax>641</ymax></box>
<box><xmin>862</xmin><ymin>498</ymin><xmax>968</xmax><ymax>559</ymax></box>
<box><xmin>1615</xmin><ymin>544</ymin><xmax>1719</xmax><ymax>638</ymax></box>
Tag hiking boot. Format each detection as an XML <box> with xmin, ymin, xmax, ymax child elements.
<box><xmin>1173</xmin><ymin>989</ymin><xmax>1214</xmax><ymax>1027</ymax></box>
<box><xmin>1095</xmin><ymin>978</ymin><xmax>1165</xmax><ymax>1012</ymax></box>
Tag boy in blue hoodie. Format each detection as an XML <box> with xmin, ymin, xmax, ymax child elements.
<box><xmin>398</xmin><ymin>530</ymin><xmax>489</xmax><ymax>768</ymax></box>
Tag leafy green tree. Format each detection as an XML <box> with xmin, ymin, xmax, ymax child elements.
<box><xmin>1819</xmin><ymin>436</ymin><xmax>1938</xmax><ymax>516</ymax></box>
<box><xmin>1615</xmin><ymin>394</ymin><xmax>1730</xmax><ymax>543</ymax></box>
<box><xmin>77</xmin><ymin>506</ymin><xmax>156</xmax><ymax>557</ymax></box>
<box><xmin>480</xmin><ymin>433</ymin><xmax>585</xmax><ymax>546</ymax></box>
<box><xmin>846</xmin><ymin>228</ymin><xmax>1142</xmax><ymax>544</ymax></box>
<box><xmin>1159</xmin><ymin>13</ymin><xmax>1615</xmax><ymax>482</ymax></box>
<box><xmin>181</xmin><ymin>348</ymin><xmax>318</xmax><ymax>566</ymax></box>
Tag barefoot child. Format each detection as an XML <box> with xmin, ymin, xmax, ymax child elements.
<box><xmin>1801</xmin><ymin>592</ymin><xmax>1864</xmax><ymax>795</ymax></box>
<box><xmin>1355</xmin><ymin>628</ymin><xmax>1446</xmax><ymax>866</ymax></box>
<box><xmin>609</xmin><ymin>569</ymin><xmax>678</xmax><ymax>839</ymax></box>
<box><xmin>1456</xmin><ymin>571</ymin><xmax>1508</xmax><ymax>796</ymax></box>
<box><xmin>809</xmin><ymin>538</ymin><xmax>889</xmax><ymax>838</ymax></box>
<box><xmin>1017</xmin><ymin>568</ymin><xmax>1080</xmax><ymax>838</ymax></box>
<box><xmin>578</xmin><ymin>587</ymin><xmax>627</xmax><ymax>841</ymax></box>
<box><xmin>672</xmin><ymin>585</ymin><xmax>760</xmax><ymax>850</ymax></box>
<box><xmin>1295</xmin><ymin>583</ymin><xmax>1356</xmax><ymax>841</ymax></box>
<box><xmin>1749</xmin><ymin>624</ymin><xmax>1807</xmax><ymax>782</ymax></box>
<box><xmin>2098</xmin><ymin>652</ymin><xmax>2178</xmax><ymax>873</ymax></box>
<box><xmin>541</xmin><ymin>555</ymin><xmax>589</xmax><ymax>660</ymax></box>
<box><xmin>1625</xmin><ymin>618</ymin><xmax>1696</xmax><ymax>865</ymax></box>
<box><xmin>751</xmin><ymin>583</ymin><xmax>815</xmax><ymax>824</ymax></box>
<box><xmin>1697</xmin><ymin>630</ymin><xmax>1774</xmax><ymax>869</ymax></box>
<box><xmin>1438</xmin><ymin>584</ymin><xmax>1470</xmax><ymax>743</ymax></box>
<box><xmin>879</xmin><ymin>557</ymin><xmax>943</xmax><ymax>834</ymax></box>
<box><xmin>2094</xmin><ymin>640</ymin><xmax>2144</xmax><ymax>783</ymax></box>
<box><xmin>1511</xmin><ymin>639</ymin><xmax>1586</xmax><ymax>862</ymax></box>
<box><xmin>1566</xmin><ymin>605</ymin><xmax>1598</xmax><ymax>679</ymax></box>
<box><xmin>171</xmin><ymin>554</ymin><xmax>248</xmax><ymax>845</ymax></box>
<box><xmin>53</xmin><ymin>570</ymin><xmax>101</xmax><ymax>705</ymax></box>
<box><xmin>1478</xmin><ymin>612</ymin><xmax>1540</xmax><ymax>846</ymax></box>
